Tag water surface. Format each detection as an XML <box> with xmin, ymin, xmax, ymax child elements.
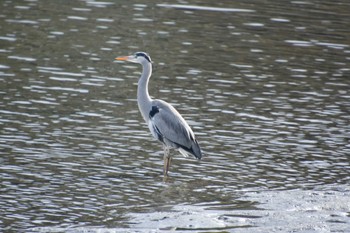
<box><xmin>0</xmin><ymin>0</ymin><xmax>349</xmax><ymax>232</ymax></box>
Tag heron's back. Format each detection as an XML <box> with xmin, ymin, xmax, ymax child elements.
<box><xmin>148</xmin><ymin>99</ymin><xmax>202</xmax><ymax>159</ymax></box>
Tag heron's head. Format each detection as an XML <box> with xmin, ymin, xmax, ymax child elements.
<box><xmin>115</xmin><ymin>52</ymin><xmax>152</xmax><ymax>64</ymax></box>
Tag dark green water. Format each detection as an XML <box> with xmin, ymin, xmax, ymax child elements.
<box><xmin>1</xmin><ymin>0</ymin><xmax>349</xmax><ymax>232</ymax></box>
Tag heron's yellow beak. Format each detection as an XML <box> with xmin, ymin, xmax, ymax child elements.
<box><xmin>115</xmin><ymin>56</ymin><xmax>129</xmax><ymax>61</ymax></box>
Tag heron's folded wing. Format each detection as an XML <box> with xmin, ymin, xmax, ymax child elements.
<box><xmin>152</xmin><ymin>104</ymin><xmax>194</xmax><ymax>150</ymax></box>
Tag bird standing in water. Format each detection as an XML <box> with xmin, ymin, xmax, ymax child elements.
<box><xmin>115</xmin><ymin>52</ymin><xmax>202</xmax><ymax>179</ymax></box>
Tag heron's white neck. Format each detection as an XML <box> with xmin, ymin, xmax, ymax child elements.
<box><xmin>137</xmin><ymin>61</ymin><xmax>152</xmax><ymax>123</ymax></box>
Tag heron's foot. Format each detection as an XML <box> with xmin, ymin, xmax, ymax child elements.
<box><xmin>163</xmin><ymin>173</ymin><xmax>170</xmax><ymax>182</ymax></box>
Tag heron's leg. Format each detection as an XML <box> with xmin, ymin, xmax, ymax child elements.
<box><xmin>163</xmin><ymin>146</ymin><xmax>172</xmax><ymax>178</ymax></box>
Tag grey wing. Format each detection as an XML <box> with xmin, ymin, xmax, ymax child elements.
<box><xmin>149</xmin><ymin>100</ymin><xmax>202</xmax><ymax>159</ymax></box>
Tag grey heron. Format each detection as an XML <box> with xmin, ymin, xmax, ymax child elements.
<box><xmin>115</xmin><ymin>52</ymin><xmax>202</xmax><ymax>179</ymax></box>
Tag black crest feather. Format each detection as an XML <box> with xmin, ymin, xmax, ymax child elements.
<box><xmin>135</xmin><ymin>52</ymin><xmax>152</xmax><ymax>63</ymax></box>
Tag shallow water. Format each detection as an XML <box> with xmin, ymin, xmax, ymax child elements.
<box><xmin>1</xmin><ymin>0</ymin><xmax>349</xmax><ymax>232</ymax></box>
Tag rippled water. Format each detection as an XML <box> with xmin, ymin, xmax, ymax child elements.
<box><xmin>1</xmin><ymin>0</ymin><xmax>349</xmax><ymax>232</ymax></box>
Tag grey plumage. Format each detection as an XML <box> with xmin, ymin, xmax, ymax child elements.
<box><xmin>116</xmin><ymin>52</ymin><xmax>202</xmax><ymax>178</ymax></box>
<box><xmin>149</xmin><ymin>99</ymin><xmax>201</xmax><ymax>159</ymax></box>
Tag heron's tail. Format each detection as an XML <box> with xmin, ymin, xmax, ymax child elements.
<box><xmin>178</xmin><ymin>139</ymin><xmax>202</xmax><ymax>160</ymax></box>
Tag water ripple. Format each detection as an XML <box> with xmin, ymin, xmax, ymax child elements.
<box><xmin>1</xmin><ymin>0</ymin><xmax>349</xmax><ymax>232</ymax></box>
<box><xmin>157</xmin><ymin>4</ymin><xmax>255</xmax><ymax>13</ymax></box>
